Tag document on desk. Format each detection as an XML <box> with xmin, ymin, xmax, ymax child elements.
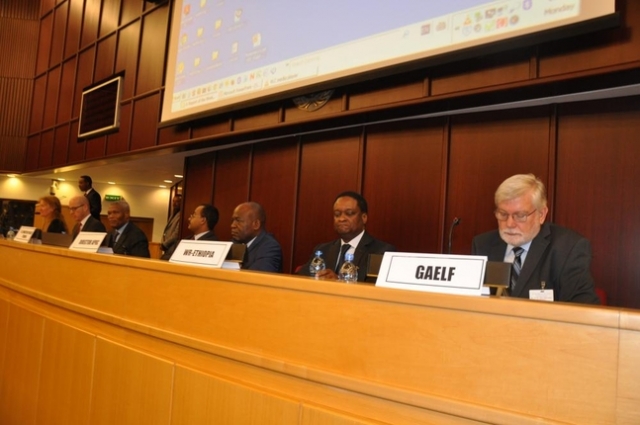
<box><xmin>376</xmin><ymin>252</ymin><xmax>487</xmax><ymax>296</ymax></box>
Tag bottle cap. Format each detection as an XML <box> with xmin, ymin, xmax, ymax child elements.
<box><xmin>315</xmin><ymin>250</ymin><xmax>323</xmax><ymax>256</ymax></box>
<box><xmin>345</xmin><ymin>252</ymin><xmax>354</xmax><ymax>261</ymax></box>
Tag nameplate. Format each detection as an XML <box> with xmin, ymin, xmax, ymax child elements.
<box><xmin>69</xmin><ymin>232</ymin><xmax>108</xmax><ymax>252</ymax></box>
<box><xmin>14</xmin><ymin>226</ymin><xmax>37</xmax><ymax>243</ymax></box>
<box><xmin>376</xmin><ymin>252</ymin><xmax>487</xmax><ymax>296</ymax></box>
<box><xmin>169</xmin><ymin>240</ymin><xmax>233</xmax><ymax>268</ymax></box>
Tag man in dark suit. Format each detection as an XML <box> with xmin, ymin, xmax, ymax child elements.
<box><xmin>162</xmin><ymin>203</ymin><xmax>219</xmax><ymax>260</ymax></box>
<box><xmin>69</xmin><ymin>195</ymin><xmax>106</xmax><ymax>239</ymax></box>
<box><xmin>78</xmin><ymin>175</ymin><xmax>101</xmax><ymax>221</ymax></box>
<box><xmin>472</xmin><ymin>174</ymin><xmax>600</xmax><ymax>304</ymax></box>
<box><xmin>105</xmin><ymin>200</ymin><xmax>150</xmax><ymax>258</ymax></box>
<box><xmin>231</xmin><ymin>202</ymin><xmax>282</xmax><ymax>272</ymax></box>
<box><xmin>297</xmin><ymin>191</ymin><xmax>396</xmax><ymax>282</ymax></box>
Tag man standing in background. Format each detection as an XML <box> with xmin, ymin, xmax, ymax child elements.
<box><xmin>78</xmin><ymin>175</ymin><xmax>101</xmax><ymax>221</ymax></box>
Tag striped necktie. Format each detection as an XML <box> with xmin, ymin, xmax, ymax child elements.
<box><xmin>510</xmin><ymin>247</ymin><xmax>524</xmax><ymax>293</ymax></box>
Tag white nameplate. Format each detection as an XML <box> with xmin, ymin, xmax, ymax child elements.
<box><xmin>14</xmin><ymin>226</ymin><xmax>37</xmax><ymax>243</ymax></box>
<box><xmin>69</xmin><ymin>232</ymin><xmax>108</xmax><ymax>252</ymax></box>
<box><xmin>376</xmin><ymin>252</ymin><xmax>487</xmax><ymax>296</ymax></box>
<box><xmin>169</xmin><ymin>240</ymin><xmax>233</xmax><ymax>268</ymax></box>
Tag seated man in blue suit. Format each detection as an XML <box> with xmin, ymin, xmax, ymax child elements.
<box><xmin>472</xmin><ymin>174</ymin><xmax>600</xmax><ymax>304</ymax></box>
<box><xmin>105</xmin><ymin>200</ymin><xmax>150</xmax><ymax>258</ymax></box>
<box><xmin>297</xmin><ymin>191</ymin><xmax>396</xmax><ymax>282</ymax></box>
<box><xmin>231</xmin><ymin>202</ymin><xmax>282</xmax><ymax>272</ymax></box>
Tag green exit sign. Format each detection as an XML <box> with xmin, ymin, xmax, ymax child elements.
<box><xmin>105</xmin><ymin>195</ymin><xmax>122</xmax><ymax>201</ymax></box>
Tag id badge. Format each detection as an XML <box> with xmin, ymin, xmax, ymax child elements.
<box><xmin>529</xmin><ymin>281</ymin><xmax>554</xmax><ymax>301</ymax></box>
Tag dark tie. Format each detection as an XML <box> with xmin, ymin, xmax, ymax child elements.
<box><xmin>72</xmin><ymin>222</ymin><xmax>82</xmax><ymax>238</ymax></box>
<box><xmin>510</xmin><ymin>247</ymin><xmax>524</xmax><ymax>293</ymax></box>
<box><xmin>335</xmin><ymin>243</ymin><xmax>352</xmax><ymax>273</ymax></box>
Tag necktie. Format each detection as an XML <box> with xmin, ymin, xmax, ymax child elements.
<box><xmin>73</xmin><ymin>222</ymin><xmax>82</xmax><ymax>238</ymax></box>
<box><xmin>510</xmin><ymin>247</ymin><xmax>524</xmax><ymax>293</ymax></box>
<box><xmin>335</xmin><ymin>243</ymin><xmax>352</xmax><ymax>273</ymax></box>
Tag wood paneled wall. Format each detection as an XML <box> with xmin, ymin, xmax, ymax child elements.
<box><xmin>182</xmin><ymin>97</ymin><xmax>640</xmax><ymax>310</ymax></box>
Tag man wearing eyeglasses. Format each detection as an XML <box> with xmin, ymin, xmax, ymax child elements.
<box><xmin>69</xmin><ymin>195</ymin><xmax>106</xmax><ymax>239</ymax></box>
<box><xmin>472</xmin><ymin>174</ymin><xmax>600</xmax><ymax>304</ymax></box>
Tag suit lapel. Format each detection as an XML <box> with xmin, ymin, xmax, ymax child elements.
<box><xmin>325</xmin><ymin>240</ymin><xmax>341</xmax><ymax>272</ymax></box>
<box><xmin>512</xmin><ymin>224</ymin><xmax>550</xmax><ymax>297</ymax></box>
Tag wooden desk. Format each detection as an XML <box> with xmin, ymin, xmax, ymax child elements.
<box><xmin>0</xmin><ymin>240</ymin><xmax>638</xmax><ymax>424</ymax></box>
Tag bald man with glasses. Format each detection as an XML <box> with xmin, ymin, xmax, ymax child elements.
<box><xmin>472</xmin><ymin>174</ymin><xmax>599</xmax><ymax>304</ymax></box>
<box><xmin>69</xmin><ymin>195</ymin><xmax>106</xmax><ymax>239</ymax></box>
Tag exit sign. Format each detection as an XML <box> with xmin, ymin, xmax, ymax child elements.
<box><xmin>105</xmin><ymin>195</ymin><xmax>122</xmax><ymax>201</ymax></box>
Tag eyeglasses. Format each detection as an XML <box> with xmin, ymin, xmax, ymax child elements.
<box><xmin>189</xmin><ymin>213</ymin><xmax>201</xmax><ymax>219</ymax></box>
<box><xmin>69</xmin><ymin>205</ymin><xmax>84</xmax><ymax>212</ymax></box>
<box><xmin>495</xmin><ymin>209</ymin><xmax>537</xmax><ymax>223</ymax></box>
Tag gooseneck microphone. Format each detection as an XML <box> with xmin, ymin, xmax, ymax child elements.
<box><xmin>447</xmin><ymin>217</ymin><xmax>461</xmax><ymax>254</ymax></box>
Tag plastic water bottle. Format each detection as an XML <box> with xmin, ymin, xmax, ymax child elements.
<box><xmin>309</xmin><ymin>250</ymin><xmax>326</xmax><ymax>278</ymax></box>
<box><xmin>6</xmin><ymin>227</ymin><xmax>16</xmax><ymax>240</ymax></box>
<box><xmin>338</xmin><ymin>252</ymin><xmax>358</xmax><ymax>283</ymax></box>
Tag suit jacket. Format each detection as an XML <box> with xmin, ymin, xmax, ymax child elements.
<box><xmin>46</xmin><ymin>218</ymin><xmax>67</xmax><ymax>234</ymax></box>
<box><xmin>108</xmin><ymin>222</ymin><xmax>150</xmax><ymax>258</ymax></box>
<box><xmin>84</xmin><ymin>189</ymin><xmax>102</xmax><ymax>221</ymax></box>
<box><xmin>243</xmin><ymin>231</ymin><xmax>282</xmax><ymax>273</ymax></box>
<box><xmin>297</xmin><ymin>231</ymin><xmax>396</xmax><ymax>282</ymax></box>
<box><xmin>196</xmin><ymin>231</ymin><xmax>217</xmax><ymax>241</ymax></box>
<box><xmin>160</xmin><ymin>211</ymin><xmax>182</xmax><ymax>260</ymax></box>
<box><xmin>472</xmin><ymin>223</ymin><xmax>600</xmax><ymax>304</ymax></box>
<box><xmin>73</xmin><ymin>215</ymin><xmax>106</xmax><ymax>239</ymax></box>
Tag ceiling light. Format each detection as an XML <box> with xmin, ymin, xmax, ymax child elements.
<box><xmin>6</xmin><ymin>174</ymin><xmax>16</xmax><ymax>178</ymax></box>
<box><xmin>174</xmin><ymin>174</ymin><xmax>183</xmax><ymax>178</ymax></box>
<box><xmin>159</xmin><ymin>185</ymin><xmax>167</xmax><ymax>188</ymax></box>
<box><xmin>108</xmin><ymin>181</ymin><xmax>116</xmax><ymax>185</ymax></box>
<box><xmin>163</xmin><ymin>180</ymin><xmax>173</xmax><ymax>183</ymax></box>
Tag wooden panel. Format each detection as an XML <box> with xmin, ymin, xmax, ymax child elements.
<box><xmin>41</xmin><ymin>0</ymin><xmax>56</xmax><ymax>16</ymax></box>
<box><xmin>106</xmin><ymin>102</ymin><xmax>131</xmax><ymax>155</ymax></box>
<box><xmin>0</xmin><ymin>136</ymin><xmax>26</xmax><ymax>173</ymax></box>
<box><xmin>25</xmin><ymin>135</ymin><xmax>40</xmax><ymax>171</ymax></box>
<box><xmin>30</xmin><ymin>74</ymin><xmax>47</xmax><ymax>133</ymax></box>
<box><xmin>183</xmin><ymin>152</ymin><xmax>215</xmax><ymax>238</ymax></box>
<box><xmin>49</xmin><ymin>2</ymin><xmax>67</xmax><ymax>68</ymax></box>
<box><xmin>0</xmin><ymin>298</ymin><xmax>7</xmax><ymax>376</ymax></box>
<box><xmin>158</xmin><ymin>124</ymin><xmax>190</xmax><ymax>146</ymax></box>
<box><xmin>67</xmin><ymin>120</ymin><xmax>85</xmax><ymax>163</ymax></box>
<box><xmin>43</xmin><ymin>65</ymin><xmax>61</xmax><ymax>129</ymax></box>
<box><xmin>99</xmin><ymin>0</ymin><xmax>120</xmax><ymax>37</ymax></box>
<box><xmin>363</xmin><ymin>119</ymin><xmax>446</xmax><ymax>254</ymax></box>
<box><xmin>191</xmin><ymin>118</ymin><xmax>230</xmax><ymax>140</ymax></box>
<box><xmin>85</xmin><ymin>135</ymin><xmax>106</xmax><ymax>160</ymax></box>
<box><xmin>555</xmin><ymin>96</ymin><xmax>640</xmax><ymax>309</ymax></box>
<box><xmin>115</xmin><ymin>21</ymin><xmax>141</xmax><ymax>100</ymax></box>
<box><xmin>293</xmin><ymin>129</ymin><xmax>361</xmax><ymax>269</ymax></box>
<box><xmin>64</xmin><ymin>0</ymin><xmax>83</xmax><ymax>58</ymax></box>
<box><xmin>52</xmin><ymin>124</ymin><xmax>70</xmax><ymax>166</ymax></box>
<box><xmin>171</xmin><ymin>366</ymin><xmax>300</xmax><ymax>425</ymax></box>
<box><xmin>73</xmin><ymin>47</ymin><xmax>95</xmax><ymax>118</ymax></box>
<box><xmin>0</xmin><ymin>78</ymin><xmax>33</xmax><ymax>136</ymax></box>
<box><xmin>431</xmin><ymin>50</ymin><xmax>531</xmax><ymax>96</ymax></box>
<box><xmin>0</xmin><ymin>16</ymin><xmax>39</xmax><ymax>79</ymax></box>
<box><xmin>90</xmin><ymin>338</ymin><xmax>173</xmax><ymax>425</ymax></box>
<box><xmin>349</xmin><ymin>75</ymin><xmax>425</xmax><ymax>111</ymax></box>
<box><xmin>80</xmin><ymin>0</ymin><xmax>100</xmax><ymax>49</ymax></box>
<box><xmin>36</xmin><ymin>12</ymin><xmax>53</xmax><ymax>75</ymax></box>
<box><xmin>136</xmin><ymin>7</ymin><xmax>168</xmax><ymax>95</ymax></box>
<box><xmin>302</xmin><ymin>407</ymin><xmax>387</xmax><ymax>425</ymax></box>
<box><xmin>120</xmin><ymin>0</ymin><xmax>143</xmax><ymax>26</ymax></box>
<box><xmin>0</xmin><ymin>305</ymin><xmax>44</xmax><ymax>425</ymax></box>
<box><xmin>36</xmin><ymin>319</ymin><xmax>95</xmax><ymax>425</ymax></box>
<box><xmin>618</xmin><ymin>328</ymin><xmax>640</xmax><ymax>425</ymax></box>
<box><xmin>0</xmin><ymin>242</ymin><xmax>633</xmax><ymax>424</ymax></box>
<box><xmin>233</xmin><ymin>106</ymin><xmax>281</xmax><ymax>132</ymax></box>
<box><xmin>250</xmin><ymin>138</ymin><xmax>298</xmax><ymax>273</ymax></box>
<box><xmin>38</xmin><ymin>129</ymin><xmax>54</xmax><ymax>168</ymax></box>
<box><xmin>130</xmin><ymin>94</ymin><xmax>160</xmax><ymax>150</ymax></box>
<box><xmin>94</xmin><ymin>34</ymin><xmax>116</xmax><ymax>82</ymax></box>
<box><xmin>447</xmin><ymin>107</ymin><xmax>552</xmax><ymax>255</ymax></box>
<box><xmin>58</xmin><ymin>57</ymin><xmax>77</xmax><ymax>123</ymax></box>
<box><xmin>212</xmin><ymin>145</ymin><xmax>252</xmax><ymax>241</ymax></box>
<box><xmin>539</xmin><ymin>1</ymin><xmax>640</xmax><ymax>78</ymax></box>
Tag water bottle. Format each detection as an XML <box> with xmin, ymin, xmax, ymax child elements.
<box><xmin>6</xmin><ymin>227</ymin><xmax>16</xmax><ymax>240</ymax></box>
<box><xmin>309</xmin><ymin>250</ymin><xmax>326</xmax><ymax>278</ymax></box>
<box><xmin>338</xmin><ymin>252</ymin><xmax>358</xmax><ymax>283</ymax></box>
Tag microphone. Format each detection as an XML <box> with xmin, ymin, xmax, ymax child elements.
<box><xmin>447</xmin><ymin>217</ymin><xmax>461</xmax><ymax>254</ymax></box>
